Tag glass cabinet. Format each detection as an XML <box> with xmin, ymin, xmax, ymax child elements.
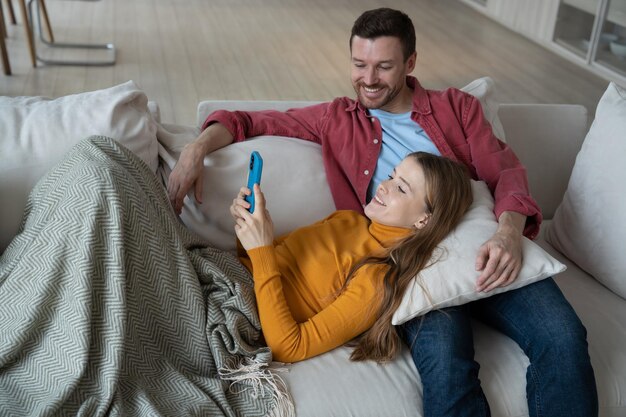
<box><xmin>554</xmin><ymin>0</ymin><xmax>626</xmax><ymax>78</ymax></box>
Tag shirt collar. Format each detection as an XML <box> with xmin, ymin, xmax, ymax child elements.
<box><xmin>407</xmin><ymin>76</ymin><xmax>433</xmax><ymax>115</ymax></box>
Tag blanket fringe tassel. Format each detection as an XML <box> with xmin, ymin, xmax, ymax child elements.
<box><xmin>219</xmin><ymin>357</ymin><xmax>295</xmax><ymax>417</ymax></box>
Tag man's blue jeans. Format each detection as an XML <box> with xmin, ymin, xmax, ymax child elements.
<box><xmin>398</xmin><ymin>278</ymin><xmax>598</xmax><ymax>417</ymax></box>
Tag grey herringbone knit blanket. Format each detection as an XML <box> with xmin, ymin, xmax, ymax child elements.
<box><xmin>0</xmin><ymin>137</ymin><xmax>292</xmax><ymax>417</ymax></box>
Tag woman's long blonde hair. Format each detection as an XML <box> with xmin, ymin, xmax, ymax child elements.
<box><xmin>346</xmin><ymin>152</ymin><xmax>473</xmax><ymax>363</ymax></box>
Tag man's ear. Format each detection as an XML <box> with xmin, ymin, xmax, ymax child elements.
<box><xmin>414</xmin><ymin>213</ymin><xmax>431</xmax><ymax>230</ymax></box>
<box><xmin>406</xmin><ymin>51</ymin><xmax>417</xmax><ymax>73</ymax></box>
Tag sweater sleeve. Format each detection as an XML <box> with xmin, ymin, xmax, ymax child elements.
<box><xmin>201</xmin><ymin>102</ymin><xmax>333</xmax><ymax>145</ymax></box>
<box><xmin>247</xmin><ymin>245</ymin><xmax>382</xmax><ymax>363</ymax></box>
<box><xmin>461</xmin><ymin>95</ymin><xmax>542</xmax><ymax>238</ymax></box>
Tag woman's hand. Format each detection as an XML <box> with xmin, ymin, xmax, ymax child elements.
<box><xmin>230</xmin><ymin>184</ymin><xmax>274</xmax><ymax>250</ymax></box>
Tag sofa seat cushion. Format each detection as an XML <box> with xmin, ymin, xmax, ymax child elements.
<box><xmin>280</xmin><ymin>321</ymin><xmax>532</xmax><ymax>417</ymax></box>
<box><xmin>537</xmin><ymin>233</ymin><xmax>626</xmax><ymax>417</ymax></box>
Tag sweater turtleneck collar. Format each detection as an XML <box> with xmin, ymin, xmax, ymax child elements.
<box><xmin>368</xmin><ymin>220</ymin><xmax>412</xmax><ymax>248</ymax></box>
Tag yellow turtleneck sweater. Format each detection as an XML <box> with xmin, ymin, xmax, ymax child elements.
<box><xmin>238</xmin><ymin>210</ymin><xmax>411</xmax><ymax>363</ymax></box>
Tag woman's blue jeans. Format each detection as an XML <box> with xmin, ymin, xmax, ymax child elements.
<box><xmin>398</xmin><ymin>278</ymin><xmax>598</xmax><ymax>417</ymax></box>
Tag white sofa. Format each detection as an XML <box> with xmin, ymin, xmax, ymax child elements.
<box><xmin>168</xmin><ymin>97</ymin><xmax>625</xmax><ymax>417</ymax></box>
<box><xmin>1</xmin><ymin>80</ymin><xmax>625</xmax><ymax>416</ymax></box>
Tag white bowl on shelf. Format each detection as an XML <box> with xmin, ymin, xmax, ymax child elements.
<box><xmin>600</xmin><ymin>33</ymin><xmax>619</xmax><ymax>45</ymax></box>
<box><xmin>610</xmin><ymin>40</ymin><xmax>626</xmax><ymax>59</ymax></box>
<box><xmin>580</xmin><ymin>39</ymin><xmax>590</xmax><ymax>51</ymax></box>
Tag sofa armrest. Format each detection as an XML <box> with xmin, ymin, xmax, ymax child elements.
<box><xmin>147</xmin><ymin>100</ymin><xmax>161</xmax><ymax>124</ymax></box>
<box><xmin>498</xmin><ymin>104</ymin><xmax>588</xmax><ymax>220</ymax></box>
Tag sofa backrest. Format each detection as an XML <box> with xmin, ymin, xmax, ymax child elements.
<box><xmin>197</xmin><ymin>100</ymin><xmax>320</xmax><ymax>126</ymax></box>
<box><xmin>196</xmin><ymin>100</ymin><xmax>589</xmax><ymax>221</ymax></box>
<box><xmin>498</xmin><ymin>104</ymin><xmax>588</xmax><ymax>219</ymax></box>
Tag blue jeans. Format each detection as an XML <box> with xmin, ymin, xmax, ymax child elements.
<box><xmin>398</xmin><ymin>278</ymin><xmax>598</xmax><ymax>417</ymax></box>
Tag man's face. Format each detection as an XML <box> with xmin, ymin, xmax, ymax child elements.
<box><xmin>350</xmin><ymin>35</ymin><xmax>416</xmax><ymax>112</ymax></box>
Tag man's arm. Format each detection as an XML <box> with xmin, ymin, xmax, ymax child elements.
<box><xmin>460</xmin><ymin>95</ymin><xmax>542</xmax><ymax>238</ymax></box>
<box><xmin>167</xmin><ymin>102</ymin><xmax>331</xmax><ymax>214</ymax></box>
<box><xmin>458</xmin><ymin>94</ymin><xmax>540</xmax><ymax>290</ymax></box>
<box><xmin>475</xmin><ymin>210</ymin><xmax>525</xmax><ymax>292</ymax></box>
<box><xmin>167</xmin><ymin>123</ymin><xmax>234</xmax><ymax>214</ymax></box>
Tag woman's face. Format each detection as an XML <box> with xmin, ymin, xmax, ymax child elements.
<box><xmin>364</xmin><ymin>157</ymin><xmax>431</xmax><ymax>229</ymax></box>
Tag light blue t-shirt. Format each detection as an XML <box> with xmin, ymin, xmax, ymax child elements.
<box><xmin>367</xmin><ymin>109</ymin><xmax>441</xmax><ymax>201</ymax></box>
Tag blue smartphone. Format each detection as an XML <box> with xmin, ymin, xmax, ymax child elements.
<box><xmin>244</xmin><ymin>151</ymin><xmax>263</xmax><ymax>213</ymax></box>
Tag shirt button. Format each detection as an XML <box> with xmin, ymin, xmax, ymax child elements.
<box><xmin>371</xmin><ymin>118</ymin><xmax>377</xmax><ymax>123</ymax></box>
<box><xmin>373</xmin><ymin>139</ymin><xmax>379</xmax><ymax>144</ymax></box>
<box><xmin>364</xmin><ymin>170</ymin><xmax>370</xmax><ymax>176</ymax></box>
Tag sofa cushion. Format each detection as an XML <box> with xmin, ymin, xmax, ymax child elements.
<box><xmin>0</xmin><ymin>82</ymin><xmax>159</xmax><ymax>253</ymax></box>
<box><xmin>157</xmin><ymin>134</ymin><xmax>336</xmax><ymax>252</ymax></box>
<box><xmin>498</xmin><ymin>103</ymin><xmax>588</xmax><ymax>219</ymax></box>
<box><xmin>537</xmin><ymin>236</ymin><xmax>626</xmax><ymax>416</ymax></box>
<box><xmin>546</xmin><ymin>82</ymin><xmax>626</xmax><ymax>299</ymax></box>
<box><xmin>391</xmin><ymin>180</ymin><xmax>566</xmax><ymax>325</ymax></box>
<box><xmin>281</xmin><ymin>314</ymin><xmax>532</xmax><ymax>417</ymax></box>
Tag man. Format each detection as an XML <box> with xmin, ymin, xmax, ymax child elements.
<box><xmin>168</xmin><ymin>8</ymin><xmax>597</xmax><ymax>417</ymax></box>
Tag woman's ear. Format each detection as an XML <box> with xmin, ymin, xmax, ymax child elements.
<box><xmin>414</xmin><ymin>213</ymin><xmax>431</xmax><ymax>230</ymax></box>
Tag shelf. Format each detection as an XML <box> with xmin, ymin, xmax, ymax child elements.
<box><xmin>562</xmin><ymin>0</ymin><xmax>598</xmax><ymax>16</ymax></box>
<box><xmin>554</xmin><ymin>37</ymin><xmax>589</xmax><ymax>58</ymax></box>
<box><xmin>596</xmin><ymin>48</ymin><xmax>626</xmax><ymax>74</ymax></box>
<box><xmin>607</xmin><ymin>9</ymin><xmax>626</xmax><ymax>28</ymax></box>
<box><xmin>563</xmin><ymin>0</ymin><xmax>626</xmax><ymax>27</ymax></box>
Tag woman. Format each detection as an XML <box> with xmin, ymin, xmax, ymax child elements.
<box><xmin>0</xmin><ymin>140</ymin><xmax>470</xmax><ymax>416</ymax></box>
<box><xmin>230</xmin><ymin>152</ymin><xmax>472</xmax><ymax>363</ymax></box>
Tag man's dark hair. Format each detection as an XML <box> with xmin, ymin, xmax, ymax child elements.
<box><xmin>350</xmin><ymin>8</ymin><xmax>416</xmax><ymax>61</ymax></box>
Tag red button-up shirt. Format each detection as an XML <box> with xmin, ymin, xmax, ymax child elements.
<box><xmin>203</xmin><ymin>76</ymin><xmax>541</xmax><ymax>238</ymax></box>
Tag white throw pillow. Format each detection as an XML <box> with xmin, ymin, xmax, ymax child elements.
<box><xmin>546</xmin><ymin>82</ymin><xmax>626</xmax><ymax>299</ymax></box>
<box><xmin>392</xmin><ymin>180</ymin><xmax>566</xmax><ymax>325</ymax></box>
<box><xmin>0</xmin><ymin>81</ymin><xmax>159</xmax><ymax>253</ymax></box>
<box><xmin>158</xmin><ymin>135</ymin><xmax>336</xmax><ymax>252</ymax></box>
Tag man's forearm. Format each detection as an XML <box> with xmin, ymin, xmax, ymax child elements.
<box><xmin>497</xmin><ymin>211</ymin><xmax>526</xmax><ymax>237</ymax></box>
<box><xmin>195</xmin><ymin>122</ymin><xmax>235</xmax><ymax>155</ymax></box>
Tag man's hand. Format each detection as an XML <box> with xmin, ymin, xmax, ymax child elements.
<box><xmin>168</xmin><ymin>141</ymin><xmax>206</xmax><ymax>215</ymax></box>
<box><xmin>230</xmin><ymin>184</ymin><xmax>274</xmax><ymax>250</ymax></box>
<box><xmin>167</xmin><ymin>123</ymin><xmax>235</xmax><ymax>215</ymax></box>
<box><xmin>475</xmin><ymin>211</ymin><xmax>526</xmax><ymax>292</ymax></box>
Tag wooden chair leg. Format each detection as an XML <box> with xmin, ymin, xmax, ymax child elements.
<box><xmin>5</xmin><ymin>0</ymin><xmax>16</xmax><ymax>25</ymax></box>
<box><xmin>0</xmin><ymin>3</ymin><xmax>12</xmax><ymax>74</ymax></box>
<box><xmin>17</xmin><ymin>0</ymin><xmax>35</xmax><ymax>67</ymax></box>
<box><xmin>0</xmin><ymin>2</ymin><xmax>7</xmax><ymax>39</ymax></box>
<box><xmin>39</xmin><ymin>0</ymin><xmax>53</xmax><ymax>43</ymax></box>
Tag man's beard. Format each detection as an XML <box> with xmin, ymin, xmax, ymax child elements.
<box><xmin>355</xmin><ymin>82</ymin><xmax>400</xmax><ymax>110</ymax></box>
